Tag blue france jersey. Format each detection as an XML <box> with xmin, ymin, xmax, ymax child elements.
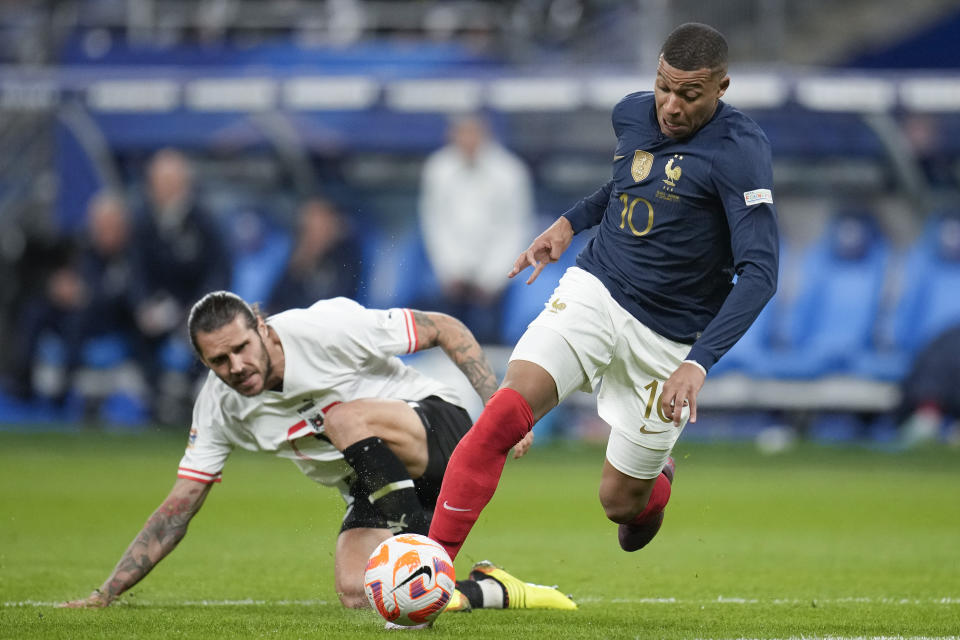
<box><xmin>563</xmin><ymin>91</ymin><xmax>779</xmax><ymax>371</ymax></box>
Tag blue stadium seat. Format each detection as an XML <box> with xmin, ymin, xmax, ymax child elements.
<box><xmin>100</xmin><ymin>391</ymin><xmax>150</xmax><ymax>427</ymax></box>
<box><xmin>80</xmin><ymin>334</ymin><xmax>132</xmax><ymax>369</ymax></box>
<box><xmin>229</xmin><ymin>212</ymin><xmax>292</xmax><ymax>305</ymax></box>
<box><xmin>710</xmin><ymin>242</ymin><xmax>790</xmax><ymax>376</ymax></box>
<box><xmin>19</xmin><ymin>332</ymin><xmax>145</xmax><ymax>424</ymax></box>
<box><xmin>158</xmin><ymin>336</ymin><xmax>195</xmax><ymax>372</ymax></box>
<box><xmin>853</xmin><ymin>211</ymin><xmax>960</xmax><ymax>380</ymax></box>
<box><xmin>807</xmin><ymin>412</ymin><xmax>866</xmax><ymax>443</ymax></box>
<box><xmin>888</xmin><ymin>212</ymin><xmax>960</xmax><ymax>353</ymax></box>
<box><xmin>757</xmin><ymin>212</ymin><xmax>890</xmax><ymax>379</ymax></box>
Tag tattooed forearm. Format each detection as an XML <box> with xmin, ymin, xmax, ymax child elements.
<box><xmin>457</xmin><ymin>356</ymin><xmax>498</xmax><ymax>403</ymax></box>
<box><xmin>411</xmin><ymin>310</ymin><xmax>439</xmax><ymax>342</ymax></box>
<box><xmin>444</xmin><ymin>334</ymin><xmax>498</xmax><ymax>402</ymax></box>
<box><xmin>100</xmin><ymin>481</ymin><xmax>209</xmax><ymax>600</ymax></box>
<box><xmin>412</xmin><ymin>311</ymin><xmax>498</xmax><ymax>403</ymax></box>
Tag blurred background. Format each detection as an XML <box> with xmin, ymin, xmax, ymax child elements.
<box><xmin>1</xmin><ymin>0</ymin><xmax>960</xmax><ymax>451</ymax></box>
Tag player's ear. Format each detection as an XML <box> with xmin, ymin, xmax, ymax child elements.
<box><xmin>256</xmin><ymin>315</ymin><xmax>269</xmax><ymax>338</ymax></box>
<box><xmin>717</xmin><ymin>74</ymin><xmax>730</xmax><ymax>98</ymax></box>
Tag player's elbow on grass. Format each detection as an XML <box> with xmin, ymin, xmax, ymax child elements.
<box><xmin>335</xmin><ymin>582</ymin><xmax>370</xmax><ymax>609</ymax></box>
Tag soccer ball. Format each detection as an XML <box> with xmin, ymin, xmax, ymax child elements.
<box><xmin>363</xmin><ymin>534</ymin><xmax>456</xmax><ymax>626</ymax></box>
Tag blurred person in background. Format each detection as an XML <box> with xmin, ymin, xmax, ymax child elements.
<box><xmin>895</xmin><ymin>216</ymin><xmax>960</xmax><ymax>447</ymax></box>
<box><xmin>2</xmin><ymin>190</ymin><xmax>136</xmax><ymax>407</ymax></box>
<box><xmin>267</xmin><ymin>197</ymin><xmax>362</xmax><ymax>313</ymax></box>
<box><xmin>0</xmin><ymin>228</ymin><xmax>75</xmax><ymax>402</ymax></box>
<box><xmin>896</xmin><ymin>322</ymin><xmax>960</xmax><ymax>447</ymax></box>
<box><xmin>419</xmin><ymin>114</ymin><xmax>535</xmax><ymax>344</ymax></box>
<box><xmin>130</xmin><ymin>148</ymin><xmax>230</xmax><ymax>422</ymax></box>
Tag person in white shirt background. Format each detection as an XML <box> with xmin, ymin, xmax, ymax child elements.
<box><xmin>419</xmin><ymin>114</ymin><xmax>535</xmax><ymax>343</ymax></box>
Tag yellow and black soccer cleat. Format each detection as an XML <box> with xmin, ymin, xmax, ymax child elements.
<box><xmin>469</xmin><ymin>561</ymin><xmax>577</xmax><ymax>610</ymax></box>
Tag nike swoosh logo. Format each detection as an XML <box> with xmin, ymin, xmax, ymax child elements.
<box><xmin>614</xmin><ymin>154</ymin><xmax>625</xmax><ymax>160</ymax></box>
<box><xmin>442</xmin><ymin>501</ymin><xmax>472</xmax><ymax>512</ymax></box>
<box><xmin>391</xmin><ymin>565</ymin><xmax>433</xmax><ymax>593</ymax></box>
<box><xmin>638</xmin><ymin>425</ymin><xmax>669</xmax><ymax>435</ymax></box>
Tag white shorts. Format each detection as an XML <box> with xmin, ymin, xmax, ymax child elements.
<box><xmin>510</xmin><ymin>266</ymin><xmax>691</xmax><ymax>479</ymax></box>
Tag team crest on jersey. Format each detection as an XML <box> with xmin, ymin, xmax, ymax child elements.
<box><xmin>295</xmin><ymin>399</ymin><xmax>326</xmax><ymax>431</ymax></box>
<box><xmin>187</xmin><ymin>427</ymin><xmax>197</xmax><ymax>449</ymax></box>
<box><xmin>631</xmin><ymin>150</ymin><xmax>654</xmax><ymax>182</ymax></box>
<box><xmin>663</xmin><ymin>155</ymin><xmax>683</xmax><ymax>187</ymax></box>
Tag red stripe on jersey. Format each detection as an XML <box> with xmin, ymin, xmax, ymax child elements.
<box><xmin>321</xmin><ymin>401</ymin><xmax>342</xmax><ymax>413</ymax></box>
<box><xmin>403</xmin><ymin>308</ymin><xmax>418</xmax><ymax>353</ymax></box>
<box><xmin>178</xmin><ymin>466</ymin><xmax>218</xmax><ymax>478</ymax></box>
<box><xmin>409</xmin><ymin>309</ymin><xmax>419</xmax><ymax>352</ymax></box>
<box><xmin>289</xmin><ymin>438</ymin><xmax>312</xmax><ymax>461</ymax></box>
<box><xmin>177</xmin><ymin>468</ymin><xmax>222</xmax><ymax>484</ymax></box>
<box><xmin>287</xmin><ymin>420</ymin><xmax>310</xmax><ymax>439</ymax></box>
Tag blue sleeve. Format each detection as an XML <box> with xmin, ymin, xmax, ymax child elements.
<box><xmin>686</xmin><ymin>135</ymin><xmax>779</xmax><ymax>371</ymax></box>
<box><xmin>561</xmin><ymin>180</ymin><xmax>613</xmax><ymax>234</ymax></box>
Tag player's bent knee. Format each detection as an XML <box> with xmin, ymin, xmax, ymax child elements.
<box><xmin>324</xmin><ymin>402</ymin><xmax>369</xmax><ymax>449</ymax></box>
<box><xmin>501</xmin><ymin>360</ymin><xmax>559</xmax><ymax>421</ymax></box>
<box><xmin>601</xmin><ymin>501</ymin><xmax>639</xmax><ymax>524</ymax></box>
<box><xmin>598</xmin><ymin>480</ymin><xmax>653</xmax><ymax>524</ymax></box>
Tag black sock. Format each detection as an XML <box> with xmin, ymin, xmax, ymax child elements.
<box><xmin>455</xmin><ymin>580</ymin><xmax>484</xmax><ymax>609</ymax></box>
<box><xmin>454</xmin><ymin>577</ymin><xmax>506</xmax><ymax>609</ymax></box>
<box><xmin>342</xmin><ymin>436</ymin><xmax>429</xmax><ymax>535</ymax></box>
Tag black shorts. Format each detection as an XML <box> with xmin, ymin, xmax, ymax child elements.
<box><xmin>339</xmin><ymin>396</ymin><xmax>472</xmax><ymax>533</ymax></box>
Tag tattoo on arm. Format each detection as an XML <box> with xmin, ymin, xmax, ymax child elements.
<box><xmin>411</xmin><ymin>310</ymin><xmax>498</xmax><ymax>403</ymax></box>
<box><xmin>411</xmin><ymin>310</ymin><xmax>439</xmax><ymax>347</ymax></box>
<box><xmin>102</xmin><ymin>482</ymin><xmax>209</xmax><ymax>599</ymax></box>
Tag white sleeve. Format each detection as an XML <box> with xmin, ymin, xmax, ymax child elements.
<box><xmin>348</xmin><ymin>306</ymin><xmax>422</xmax><ymax>358</ymax></box>
<box><xmin>177</xmin><ymin>379</ymin><xmax>233</xmax><ymax>484</ymax></box>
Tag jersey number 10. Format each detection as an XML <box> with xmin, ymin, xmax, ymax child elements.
<box><xmin>618</xmin><ymin>194</ymin><xmax>654</xmax><ymax>237</ymax></box>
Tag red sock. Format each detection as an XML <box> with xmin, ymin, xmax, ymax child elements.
<box><xmin>428</xmin><ymin>388</ymin><xmax>534</xmax><ymax>559</ymax></box>
<box><xmin>628</xmin><ymin>471</ymin><xmax>672</xmax><ymax>526</ymax></box>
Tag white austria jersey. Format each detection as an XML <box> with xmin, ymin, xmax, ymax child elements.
<box><xmin>178</xmin><ymin>298</ymin><xmax>463</xmax><ymax>489</ymax></box>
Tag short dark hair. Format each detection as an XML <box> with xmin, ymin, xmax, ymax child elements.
<box><xmin>187</xmin><ymin>291</ymin><xmax>259</xmax><ymax>356</ymax></box>
<box><xmin>661</xmin><ymin>23</ymin><xmax>728</xmax><ymax>74</ymax></box>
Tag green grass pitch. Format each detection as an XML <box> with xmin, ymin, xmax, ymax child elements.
<box><xmin>1</xmin><ymin>429</ymin><xmax>958</xmax><ymax>639</ymax></box>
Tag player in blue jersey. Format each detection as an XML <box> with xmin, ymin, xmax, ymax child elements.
<box><xmin>429</xmin><ymin>22</ymin><xmax>779</xmax><ymax>559</ymax></box>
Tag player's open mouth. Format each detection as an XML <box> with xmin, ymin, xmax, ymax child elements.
<box><xmin>662</xmin><ymin>119</ymin><xmax>685</xmax><ymax>136</ymax></box>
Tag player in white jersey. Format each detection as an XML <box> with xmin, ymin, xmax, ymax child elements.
<box><xmin>60</xmin><ymin>291</ymin><xmax>575</xmax><ymax>613</ymax></box>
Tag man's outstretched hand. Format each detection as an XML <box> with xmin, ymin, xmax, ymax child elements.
<box><xmin>57</xmin><ymin>589</ymin><xmax>113</xmax><ymax>609</ymax></box>
<box><xmin>509</xmin><ymin>216</ymin><xmax>574</xmax><ymax>284</ymax></box>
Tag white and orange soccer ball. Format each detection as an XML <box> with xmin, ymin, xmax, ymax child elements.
<box><xmin>363</xmin><ymin>533</ymin><xmax>456</xmax><ymax>626</ymax></box>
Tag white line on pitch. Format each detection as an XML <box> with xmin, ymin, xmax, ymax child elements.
<box><xmin>6</xmin><ymin>596</ymin><xmax>959</xmax><ymax>608</ymax></box>
<box><xmin>581</xmin><ymin>596</ymin><xmax>960</xmax><ymax>605</ymax></box>
<box><xmin>3</xmin><ymin>598</ymin><xmax>332</xmax><ymax>607</ymax></box>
